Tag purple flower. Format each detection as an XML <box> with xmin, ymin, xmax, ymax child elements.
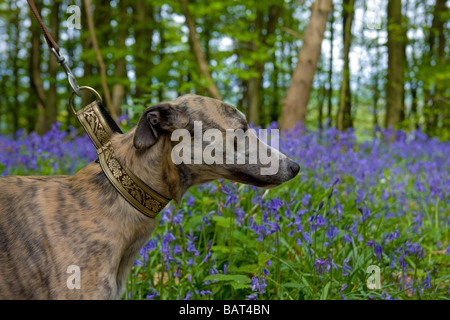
<box><xmin>184</xmin><ymin>290</ymin><xmax>193</xmax><ymax>300</ymax></box>
<box><xmin>342</xmin><ymin>258</ymin><xmax>353</xmax><ymax>276</ymax></box>
<box><xmin>380</xmin><ymin>291</ymin><xmax>397</xmax><ymax>300</ymax></box>
<box><xmin>313</xmin><ymin>256</ymin><xmax>338</xmax><ymax>275</ymax></box>
<box><xmin>186</xmin><ymin>232</ymin><xmax>199</xmax><ymax>256</ymax></box>
<box><xmin>343</xmin><ymin>234</ymin><xmax>352</xmax><ymax>244</ymax></box>
<box><xmin>200</xmin><ymin>290</ymin><xmax>213</xmax><ymax>296</ymax></box>
<box><xmin>325</xmin><ymin>225</ymin><xmax>339</xmax><ymax>240</ymax></box>
<box><xmin>390</xmin><ymin>254</ymin><xmax>396</xmax><ymax>269</ymax></box>
<box><xmin>302</xmin><ymin>194</ymin><xmax>312</xmax><ymax>207</ymax></box>
<box><xmin>202</xmin><ymin>251</ymin><xmax>212</xmax><ymax>263</ymax></box>
<box><xmin>303</xmin><ymin>232</ymin><xmax>312</xmax><ymax>245</ymax></box>
<box><xmin>340</xmin><ymin>284</ymin><xmax>348</xmax><ymax>300</ymax></box>
<box><xmin>146</xmin><ymin>288</ymin><xmax>159</xmax><ymax>300</ymax></box>
<box><xmin>250</xmin><ymin>276</ymin><xmax>267</xmax><ymax>294</ymax></box>
<box><xmin>374</xmin><ymin>244</ymin><xmax>383</xmax><ymax>262</ymax></box>
<box><xmin>421</xmin><ymin>271</ymin><xmax>432</xmax><ymax>290</ymax></box>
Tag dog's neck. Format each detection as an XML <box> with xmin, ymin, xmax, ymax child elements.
<box><xmin>71</xmin><ymin>129</ymin><xmax>195</xmax><ymax>298</ymax></box>
<box><xmin>110</xmin><ymin>129</ymin><xmax>192</xmax><ymax>204</ymax></box>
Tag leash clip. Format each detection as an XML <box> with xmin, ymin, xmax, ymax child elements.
<box><xmin>51</xmin><ymin>47</ymin><xmax>80</xmax><ymax>96</ymax></box>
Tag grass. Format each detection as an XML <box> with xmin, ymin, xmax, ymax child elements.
<box><xmin>1</xmin><ymin>123</ymin><xmax>449</xmax><ymax>300</ymax></box>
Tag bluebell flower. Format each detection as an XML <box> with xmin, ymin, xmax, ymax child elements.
<box><xmin>146</xmin><ymin>288</ymin><xmax>159</xmax><ymax>300</ymax></box>
<box><xmin>303</xmin><ymin>232</ymin><xmax>312</xmax><ymax>245</ymax></box>
<box><xmin>343</xmin><ymin>234</ymin><xmax>352</xmax><ymax>244</ymax></box>
<box><xmin>184</xmin><ymin>290</ymin><xmax>193</xmax><ymax>300</ymax></box>
<box><xmin>200</xmin><ymin>290</ymin><xmax>213</xmax><ymax>296</ymax></box>
<box><xmin>342</xmin><ymin>258</ymin><xmax>352</xmax><ymax>276</ymax></box>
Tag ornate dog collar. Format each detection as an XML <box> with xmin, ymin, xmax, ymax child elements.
<box><xmin>70</xmin><ymin>88</ymin><xmax>170</xmax><ymax>218</ymax></box>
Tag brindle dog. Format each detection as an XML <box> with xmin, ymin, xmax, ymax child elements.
<box><xmin>0</xmin><ymin>94</ymin><xmax>299</xmax><ymax>299</ymax></box>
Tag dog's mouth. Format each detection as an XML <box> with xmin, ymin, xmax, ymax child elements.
<box><xmin>224</xmin><ymin>171</ymin><xmax>287</xmax><ymax>189</ymax></box>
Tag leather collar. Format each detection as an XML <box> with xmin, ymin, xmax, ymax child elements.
<box><xmin>75</xmin><ymin>100</ymin><xmax>170</xmax><ymax>218</ymax></box>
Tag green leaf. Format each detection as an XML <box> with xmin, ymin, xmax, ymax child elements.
<box><xmin>258</xmin><ymin>252</ymin><xmax>271</xmax><ymax>267</ymax></box>
<box><xmin>321</xmin><ymin>281</ymin><xmax>331</xmax><ymax>300</ymax></box>
<box><xmin>212</xmin><ymin>216</ymin><xmax>232</xmax><ymax>228</ymax></box>
<box><xmin>283</xmin><ymin>282</ymin><xmax>303</xmax><ymax>289</ymax></box>
<box><xmin>203</xmin><ymin>274</ymin><xmax>251</xmax><ymax>288</ymax></box>
<box><xmin>211</xmin><ymin>245</ymin><xmax>231</xmax><ymax>253</ymax></box>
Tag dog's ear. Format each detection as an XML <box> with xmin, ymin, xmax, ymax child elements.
<box><xmin>134</xmin><ymin>103</ymin><xmax>189</xmax><ymax>150</ymax></box>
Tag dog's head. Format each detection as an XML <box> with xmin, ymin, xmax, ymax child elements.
<box><xmin>133</xmin><ymin>94</ymin><xmax>300</xmax><ymax>189</ymax></box>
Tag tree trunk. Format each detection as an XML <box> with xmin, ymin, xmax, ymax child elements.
<box><xmin>134</xmin><ymin>0</ymin><xmax>154</xmax><ymax>99</ymax></box>
<box><xmin>157</xmin><ymin>15</ymin><xmax>165</xmax><ymax>103</ymax></box>
<box><xmin>179</xmin><ymin>0</ymin><xmax>221</xmax><ymax>100</ymax></box>
<box><xmin>45</xmin><ymin>0</ymin><xmax>60</xmax><ymax>133</ymax></box>
<box><xmin>84</xmin><ymin>0</ymin><xmax>116</xmax><ymax>119</ymax></box>
<box><xmin>246</xmin><ymin>10</ymin><xmax>264</xmax><ymax>126</ymax></box>
<box><xmin>28</xmin><ymin>1</ymin><xmax>46</xmax><ymax>134</ymax></box>
<box><xmin>81</xmin><ymin>13</ymin><xmax>93</xmax><ymax>115</ymax></box>
<box><xmin>111</xmin><ymin>0</ymin><xmax>129</xmax><ymax>117</ymax></box>
<box><xmin>280</xmin><ymin>0</ymin><xmax>332</xmax><ymax>130</ymax></box>
<box><xmin>327</xmin><ymin>9</ymin><xmax>334</xmax><ymax>123</ymax></box>
<box><xmin>410</xmin><ymin>81</ymin><xmax>418</xmax><ymax>129</ymax></box>
<box><xmin>247</xmin><ymin>5</ymin><xmax>283</xmax><ymax>126</ymax></box>
<box><xmin>336</xmin><ymin>0</ymin><xmax>354</xmax><ymax>131</ymax></box>
<box><xmin>11</xmin><ymin>3</ymin><xmax>20</xmax><ymax>136</ymax></box>
<box><xmin>270</xmin><ymin>50</ymin><xmax>280</xmax><ymax>123</ymax></box>
<box><xmin>385</xmin><ymin>0</ymin><xmax>405</xmax><ymax>129</ymax></box>
<box><xmin>431</xmin><ymin>0</ymin><xmax>448</xmax><ymax>134</ymax></box>
<box><xmin>318</xmin><ymin>79</ymin><xmax>326</xmax><ymax>130</ymax></box>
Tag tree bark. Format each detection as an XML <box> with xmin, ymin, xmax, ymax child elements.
<box><xmin>247</xmin><ymin>5</ymin><xmax>283</xmax><ymax>126</ymax></box>
<box><xmin>430</xmin><ymin>0</ymin><xmax>448</xmax><ymax>134</ymax></box>
<box><xmin>179</xmin><ymin>0</ymin><xmax>221</xmax><ymax>100</ymax></box>
<box><xmin>45</xmin><ymin>0</ymin><xmax>60</xmax><ymax>133</ymax></box>
<box><xmin>84</xmin><ymin>0</ymin><xmax>116</xmax><ymax>120</ymax></box>
<box><xmin>11</xmin><ymin>3</ymin><xmax>20</xmax><ymax>136</ymax></box>
<box><xmin>111</xmin><ymin>0</ymin><xmax>129</xmax><ymax>117</ymax></box>
<box><xmin>372</xmin><ymin>29</ymin><xmax>382</xmax><ymax>131</ymax></box>
<box><xmin>336</xmin><ymin>0</ymin><xmax>354</xmax><ymax>131</ymax></box>
<box><xmin>385</xmin><ymin>0</ymin><xmax>405</xmax><ymax>129</ymax></box>
<box><xmin>280</xmin><ymin>0</ymin><xmax>332</xmax><ymax>130</ymax></box>
<box><xmin>134</xmin><ymin>0</ymin><xmax>154</xmax><ymax>99</ymax></box>
<box><xmin>327</xmin><ymin>9</ymin><xmax>334</xmax><ymax>123</ymax></box>
<box><xmin>28</xmin><ymin>1</ymin><xmax>46</xmax><ymax>134</ymax></box>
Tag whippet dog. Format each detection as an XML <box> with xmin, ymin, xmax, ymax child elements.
<box><xmin>0</xmin><ymin>94</ymin><xmax>300</xmax><ymax>299</ymax></box>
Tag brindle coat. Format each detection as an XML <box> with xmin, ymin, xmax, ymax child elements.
<box><xmin>0</xmin><ymin>94</ymin><xmax>299</xmax><ymax>299</ymax></box>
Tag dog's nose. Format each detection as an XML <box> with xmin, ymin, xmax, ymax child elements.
<box><xmin>289</xmin><ymin>161</ymin><xmax>300</xmax><ymax>176</ymax></box>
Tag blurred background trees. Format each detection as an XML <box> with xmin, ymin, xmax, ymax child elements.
<box><xmin>0</xmin><ymin>0</ymin><xmax>448</xmax><ymax>139</ymax></box>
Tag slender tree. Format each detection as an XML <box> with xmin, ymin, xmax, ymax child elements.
<box><xmin>134</xmin><ymin>0</ymin><xmax>155</xmax><ymax>99</ymax></box>
<box><xmin>425</xmin><ymin>0</ymin><xmax>448</xmax><ymax>136</ymax></box>
<box><xmin>280</xmin><ymin>0</ymin><xmax>332</xmax><ymax>130</ymax></box>
<box><xmin>28</xmin><ymin>1</ymin><xmax>46</xmax><ymax>133</ymax></box>
<box><xmin>179</xmin><ymin>0</ymin><xmax>221</xmax><ymax>100</ymax></box>
<box><xmin>327</xmin><ymin>9</ymin><xmax>334</xmax><ymax>123</ymax></box>
<box><xmin>45</xmin><ymin>0</ymin><xmax>61</xmax><ymax>133</ymax></box>
<box><xmin>385</xmin><ymin>0</ymin><xmax>405</xmax><ymax>129</ymax></box>
<box><xmin>246</xmin><ymin>4</ymin><xmax>283</xmax><ymax>126</ymax></box>
<box><xmin>111</xmin><ymin>0</ymin><xmax>129</xmax><ymax>116</ymax></box>
<box><xmin>336</xmin><ymin>0</ymin><xmax>355</xmax><ymax>131</ymax></box>
<box><xmin>84</xmin><ymin>0</ymin><xmax>116</xmax><ymax>119</ymax></box>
